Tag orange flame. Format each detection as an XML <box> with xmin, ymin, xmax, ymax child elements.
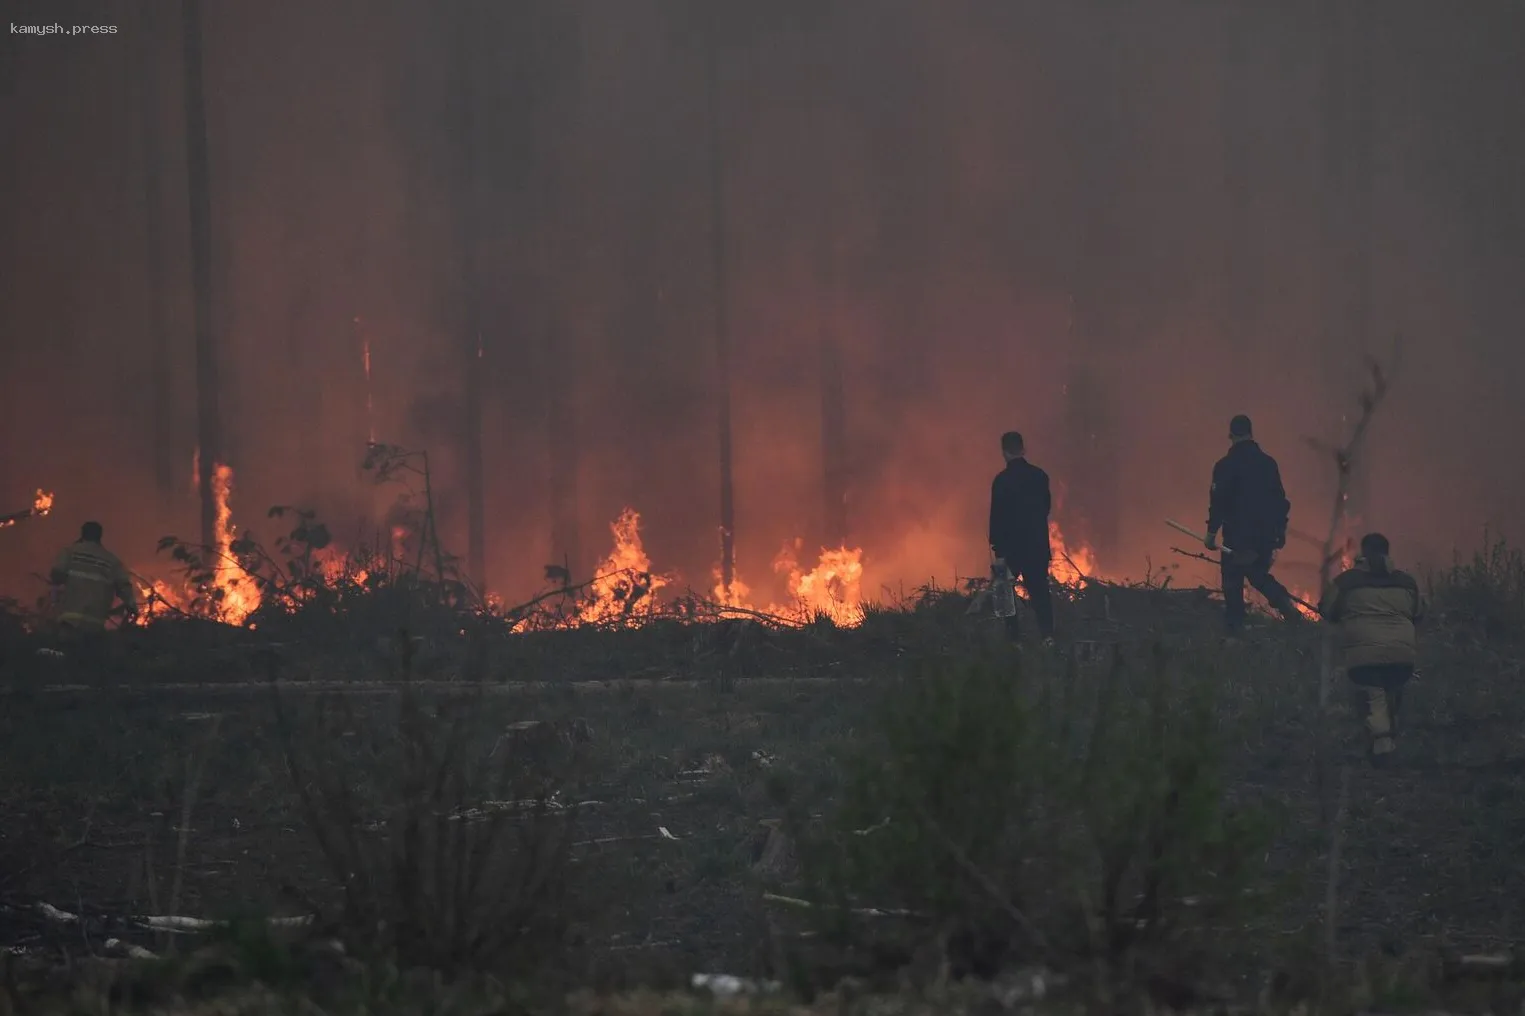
<box><xmin>577</xmin><ymin>508</ymin><xmax>670</xmax><ymax>624</ymax></box>
<box><xmin>1047</xmin><ymin>519</ymin><xmax>1095</xmax><ymax>586</ymax></box>
<box><xmin>32</xmin><ymin>489</ymin><xmax>54</xmax><ymax>516</ymax></box>
<box><xmin>206</xmin><ymin>464</ymin><xmax>261</xmax><ymax>624</ymax></box>
<box><xmin>140</xmin><ymin>463</ymin><xmax>261</xmax><ymax>625</ymax></box>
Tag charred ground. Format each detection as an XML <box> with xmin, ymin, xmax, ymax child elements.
<box><xmin>1</xmin><ymin>544</ymin><xmax>1524</xmax><ymax>1013</ymax></box>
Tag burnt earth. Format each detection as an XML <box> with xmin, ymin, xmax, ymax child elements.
<box><xmin>0</xmin><ymin>584</ymin><xmax>1522</xmax><ymax>986</ymax></box>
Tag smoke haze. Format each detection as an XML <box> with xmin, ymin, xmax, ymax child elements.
<box><xmin>3</xmin><ymin>0</ymin><xmax>1524</xmax><ymax>608</ymax></box>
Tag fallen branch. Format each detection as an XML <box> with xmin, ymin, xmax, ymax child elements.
<box><xmin>760</xmin><ymin>892</ymin><xmax>922</xmax><ymax>920</ymax></box>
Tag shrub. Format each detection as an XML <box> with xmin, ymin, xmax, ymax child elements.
<box><xmin>789</xmin><ymin>641</ymin><xmax>1279</xmax><ymax>989</ymax></box>
<box><xmin>1426</xmin><ymin>534</ymin><xmax>1525</xmax><ymax>642</ymax></box>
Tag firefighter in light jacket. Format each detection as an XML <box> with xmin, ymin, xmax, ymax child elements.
<box><xmin>49</xmin><ymin>521</ymin><xmax>137</xmax><ymax>631</ymax></box>
<box><xmin>1318</xmin><ymin>532</ymin><xmax>1423</xmax><ymax>761</ymax></box>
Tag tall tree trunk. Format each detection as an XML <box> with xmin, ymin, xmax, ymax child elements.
<box><xmin>815</xmin><ymin>45</ymin><xmax>848</xmax><ymax>550</ymax></box>
<box><xmin>454</xmin><ymin>0</ymin><xmax>487</xmax><ymax>592</ymax></box>
<box><xmin>182</xmin><ymin>0</ymin><xmax>220</xmax><ymax>550</ymax></box>
<box><xmin>707</xmin><ymin>18</ymin><xmax>736</xmax><ymax>595</ymax></box>
<box><xmin>1065</xmin><ymin>8</ymin><xmax>1124</xmax><ymax>560</ymax></box>
<box><xmin>141</xmin><ymin>0</ymin><xmax>175</xmax><ymax>500</ymax></box>
<box><xmin>1220</xmin><ymin>3</ymin><xmax>1256</xmax><ymax>357</ymax></box>
<box><xmin>818</xmin><ymin>126</ymin><xmax>848</xmax><ymax>550</ymax></box>
<box><xmin>538</xmin><ymin>7</ymin><xmax>581</xmax><ymax>578</ymax></box>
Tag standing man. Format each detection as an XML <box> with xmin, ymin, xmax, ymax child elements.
<box><xmin>989</xmin><ymin>431</ymin><xmax>1055</xmax><ymax>645</ymax></box>
<box><xmin>49</xmin><ymin>521</ymin><xmax>138</xmax><ymax>631</ymax></box>
<box><xmin>1204</xmin><ymin>414</ymin><xmax>1299</xmax><ymax>631</ymax></box>
<box><xmin>1318</xmin><ymin>532</ymin><xmax>1422</xmax><ymax>762</ymax></box>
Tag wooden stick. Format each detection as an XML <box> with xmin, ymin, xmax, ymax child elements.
<box><xmin>1165</xmin><ymin>518</ymin><xmax>1233</xmax><ymax>555</ymax></box>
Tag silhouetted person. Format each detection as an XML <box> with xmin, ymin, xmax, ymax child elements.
<box><xmin>49</xmin><ymin>521</ymin><xmax>137</xmax><ymax>631</ymax></box>
<box><xmin>989</xmin><ymin>431</ymin><xmax>1055</xmax><ymax>644</ymax></box>
<box><xmin>1204</xmin><ymin>415</ymin><xmax>1298</xmax><ymax>631</ymax></box>
<box><xmin>1319</xmin><ymin>533</ymin><xmax>1423</xmax><ymax>762</ymax></box>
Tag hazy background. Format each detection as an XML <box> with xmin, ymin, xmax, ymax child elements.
<box><xmin>2</xmin><ymin>0</ymin><xmax>1522</xmax><ymax>608</ymax></box>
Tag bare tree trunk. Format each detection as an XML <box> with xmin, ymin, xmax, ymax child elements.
<box><xmin>706</xmin><ymin>19</ymin><xmax>736</xmax><ymax>595</ymax></box>
<box><xmin>817</xmin><ymin>85</ymin><xmax>848</xmax><ymax>549</ymax></box>
<box><xmin>182</xmin><ymin>0</ymin><xmax>220</xmax><ymax>549</ymax></box>
<box><xmin>141</xmin><ymin>0</ymin><xmax>175</xmax><ymax>501</ymax></box>
<box><xmin>454</xmin><ymin>0</ymin><xmax>486</xmax><ymax>592</ymax></box>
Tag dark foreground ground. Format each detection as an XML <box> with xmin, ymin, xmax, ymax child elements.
<box><xmin>1</xmin><ymin>579</ymin><xmax>1524</xmax><ymax>1012</ymax></box>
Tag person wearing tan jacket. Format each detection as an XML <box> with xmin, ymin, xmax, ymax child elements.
<box><xmin>1318</xmin><ymin>532</ymin><xmax>1423</xmax><ymax>761</ymax></box>
<box><xmin>49</xmin><ymin>521</ymin><xmax>137</xmax><ymax>630</ymax></box>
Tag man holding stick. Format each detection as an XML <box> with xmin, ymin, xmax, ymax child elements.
<box><xmin>1204</xmin><ymin>415</ymin><xmax>1300</xmax><ymax>632</ymax></box>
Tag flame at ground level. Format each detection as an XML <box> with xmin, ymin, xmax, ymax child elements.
<box><xmin>568</xmin><ymin>506</ymin><xmax>1104</xmax><ymax>628</ymax></box>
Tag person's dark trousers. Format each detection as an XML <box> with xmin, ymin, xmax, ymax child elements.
<box><xmin>1220</xmin><ymin>547</ymin><xmax>1296</xmax><ymax>630</ymax></box>
<box><xmin>998</xmin><ymin>554</ymin><xmax>1055</xmax><ymax>641</ymax></box>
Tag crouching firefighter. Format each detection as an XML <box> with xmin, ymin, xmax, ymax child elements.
<box><xmin>1204</xmin><ymin>414</ymin><xmax>1300</xmax><ymax>631</ymax></box>
<box><xmin>988</xmin><ymin>430</ymin><xmax>1055</xmax><ymax>645</ymax></box>
<box><xmin>1319</xmin><ymin>533</ymin><xmax>1422</xmax><ymax>761</ymax></box>
<box><xmin>49</xmin><ymin>521</ymin><xmax>138</xmax><ymax>632</ymax></box>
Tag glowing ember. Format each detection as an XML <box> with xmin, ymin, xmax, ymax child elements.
<box><xmin>578</xmin><ymin>508</ymin><xmax>670</xmax><ymax>624</ymax></box>
<box><xmin>358</xmin><ymin>317</ymin><xmax>376</xmax><ymax>445</ymax></box>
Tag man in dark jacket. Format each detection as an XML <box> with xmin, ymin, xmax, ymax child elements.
<box><xmin>1318</xmin><ymin>533</ymin><xmax>1422</xmax><ymax>761</ymax></box>
<box><xmin>989</xmin><ymin>431</ymin><xmax>1055</xmax><ymax>643</ymax></box>
<box><xmin>1204</xmin><ymin>414</ymin><xmax>1298</xmax><ymax>631</ymax></box>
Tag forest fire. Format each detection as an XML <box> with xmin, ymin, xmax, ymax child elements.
<box><xmin>138</xmin><ymin>463</ymin><xmax>261</xmax><ymax>625</ymax></box>
<box><xmin>579</xmin><ymin>505</ymin><xmax>1100</xmax><ymax>628</ymax></box>
<box><xmin>576</xmin><ymin>508</ymin><xmax>672</xmax><ymax>625</ymax></box>
<box><xmin>122</xmin><ymin>461</ymin><xmax>1105</xmax><ymax>631</ymax></box>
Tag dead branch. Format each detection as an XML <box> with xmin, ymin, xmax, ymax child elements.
<box><xmin>1170</xmin><ymin>546</ymin><xmax>1219</xmax><ymax>566</ymax></box>
<box><xmin>760</xmin><ymin>892</ymin><xmax>922</xmax><ymax>920</ymax></box>
<box><xmin>1305</xmin><ymin>354</ymin><xmax>1394</xmax><ymax>596</ymax></box>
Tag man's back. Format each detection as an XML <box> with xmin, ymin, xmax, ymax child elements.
<box><xmin>989</xmin><ymin>458</ymin><xmax>1052</xmax><ymax>561</ymax></box>
<box><xmin>51</xmin><ymin>540</ymin><xmax>131</xmax><ymax>628</ymax></box>
<box><xmin>1209</xmin><ymin>439</ymin><xmax>1289</xmax><ymax>550</ymax></box>
<box><xmin>1320</xmin><ymin>562</ymin><xmax>1422</xmax><ymax>667</ymax></box>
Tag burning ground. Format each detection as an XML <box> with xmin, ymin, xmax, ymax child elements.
<box><xmin>120</xmin><ymin>457</ymin><xmax>1107</xmax><ymax>631</ymax></box>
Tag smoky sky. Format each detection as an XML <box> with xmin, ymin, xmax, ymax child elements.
<box><xmin>2</xmin><ymin>0</ymin><xmax>1525</xmax><ymax>608</ymax></box>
